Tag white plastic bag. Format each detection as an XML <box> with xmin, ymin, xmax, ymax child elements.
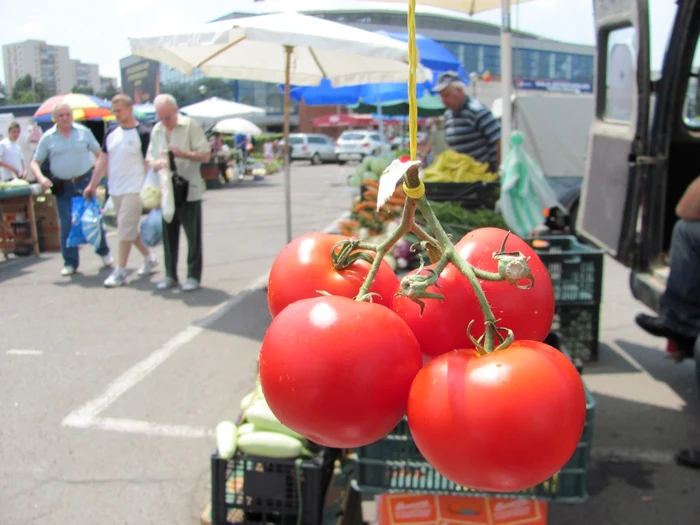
<box><xmin>140</xmin><ymin>167</ymin><xmax>161</xmax><ymax>211</ymax></box>
<box><xmin>159</xmin><ymin>168</ymin><xmax>175</xmax><ymax>223</ymax></box>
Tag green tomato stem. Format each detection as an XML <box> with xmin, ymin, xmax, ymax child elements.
<box><xmin>355</xmin><ymin>197</ymin><xmax>416</xmax><ymax>301</ymax></box>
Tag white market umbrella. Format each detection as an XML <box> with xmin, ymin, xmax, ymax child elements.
<box><xmin>362</xmin><ymin>0</ymin><xmax>536</xmax><ymax>158</ymax></box>
<box><xmin>129</xmin><ymin>12</ymin><xmax>425</xmax><ymax>242</ymax></box>
<box><xmin>180</xmin><ymin>96</ymin><xmax>265</xmax><ymax>127</ymax></box>
<box><xmin>212</xmin><ymin>117</ymin><xmax>263</xmax><ymax>136</ymax></box>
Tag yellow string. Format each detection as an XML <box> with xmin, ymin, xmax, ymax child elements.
<box><xmin>403</xmin><ymin>181</ymin><xmax>425</xmax><ymax>199</ymax></box>
<box><xmin>407</xmin><ymin>0</ymin><xmax>418</xmax><ymax>162</ymax></box>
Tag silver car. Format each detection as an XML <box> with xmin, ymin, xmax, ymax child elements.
<box><xmin>288</xmin><ymin>133</ymin><xmax>338</xmax><ymax>164</ymax></box>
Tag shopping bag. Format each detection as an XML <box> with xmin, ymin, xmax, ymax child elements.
<box><xmin>140</xmin><ymin>167</ymin><xmax>161</xmax><ymax>211</ymax></box>
<box><xmin>66</xmin><ymin>196</ymin><xmax>88</xmax><ymax>247</ymax></box>
<box><xmin>159</xmin><ymin>168</ymin><xmax>175</xmax><ymax>223</ymax></box>
<box><xmin>140</xmin><ymin>208</ymin><xmax>163</xmax><ymax>247</ymax></box>
<box><xmin>81</xmin><ymin>198</ymin><xmax>103</xmax><ymax>250</ymax></box>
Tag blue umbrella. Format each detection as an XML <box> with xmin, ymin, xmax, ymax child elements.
<box><xmin>285</xmin><ymin>31</ymin><xmax>468</xmax><ymax>106</ymax></box>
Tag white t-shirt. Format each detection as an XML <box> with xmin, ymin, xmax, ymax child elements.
<box><xmin>102</xmin><ymin>124</ymin><xmax>150</xmax><ymax>196</ymax></box>
<box><xmin>0</xmin><ymin>137</ymin><xmax>23</xmax><ymax>181</ymax></box>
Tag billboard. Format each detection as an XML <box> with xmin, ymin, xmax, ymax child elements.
<box><xmin>120</xmin><ymin>56</ymin><xmax>160</xmax><ymax>104</ymax></box>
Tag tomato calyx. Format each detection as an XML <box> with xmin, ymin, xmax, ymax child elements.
<box><xmin>467</xmin><ymin>319</ymin><xmax>515</xmax><ymax>355</ymax></box>
<box><xmin>330</xmin><ymin>239</ymin><xmax>376</xmax><ymax>270</ymax></box>
<box><xmin>395</xmin><ymin>254</ymin><xmax>449</xmax><ymax>315</ymax></box>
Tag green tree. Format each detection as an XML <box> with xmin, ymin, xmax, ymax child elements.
<box><xmin>71</xmin><ymin>85</ymin><xmax>95</xmax><ymax>95</ymax></box>
<box><xmin>97</xmin><ymin>84</ymin><xmax>119</xmax><ymax>100</ymax></box>
<box><xmin>10</xmin><ymin>75</ymin><xmax>49</xmax><ymax>103</ymax></box>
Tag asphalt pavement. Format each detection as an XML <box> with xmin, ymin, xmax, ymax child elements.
<box><xmin>1</xmin><ymin>162</ymin><xmax>699</xmax><ymax>525</ymax></box>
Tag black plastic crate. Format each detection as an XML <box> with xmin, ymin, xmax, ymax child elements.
<box><xmin>526</xmin><ymin>235</ymin><xmax>604</xmax><ymax>305</ymax></box>
<box><xmin>553</xmin><ymin>303</ymin><xmax>600</xmax><ymax>361</ymax></box>
<box><xmin>423</xmin><ymin>181</ymin><xmax>500</xmax><ymax>210</ymax></box>
<box><xmin>351</xmin><ymin>387</ymin><xmax>595</xmax><ymax>504</ymax></box>
<box><xmin>211</xmin><ymin>447</ymin><xmax>336</xmax><ymax>525</ymax></box>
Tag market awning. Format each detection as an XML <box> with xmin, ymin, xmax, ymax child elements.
<box><xmin>312</xmin><ymin>113</ymin><xmax>376</xmax><ymax>128</ymax></box>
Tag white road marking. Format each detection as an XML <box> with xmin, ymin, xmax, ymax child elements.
<box><xmin>89</xmin><ymin>417</ymin><xmax>213</xmax><ymax>439</ymax></box>
<box><xmin>6</xmin><ymin>349</ymin><xmax>44</xmax><ymax>356</ymax></box>
<box><xmin>62</xmin><ymin>325</ymin><xmax>202</xmax><ymax>428</ymax></box>
<box><xmin>62</xmin><ymin>212</ymin><xmax>348</xmax><ymax>437</ymax></box>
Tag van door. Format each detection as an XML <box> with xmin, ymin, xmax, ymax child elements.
<box><xmin>576</xmin><ymin>0</ymin><xmax>651</xmax><ymax>265</ymax></box>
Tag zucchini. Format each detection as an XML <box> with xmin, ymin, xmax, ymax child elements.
<box><xmin>237</xmin><ymin>431</ymin><xmax>311</xmax><ymax>459</ymax></box>
<box><xmin>215</xmin><ymin>421</ymin><xmax>238</xmax><ymax>460</ymax></box>
<box><xmin>237</xmin><ymin>422</ymin><xmax>256</xmax><ymax>436</ymax></box>
<box><xmin>245</xmin><ymin>403</ymin><xmax>304</xmax><ymax>439</ymax></box>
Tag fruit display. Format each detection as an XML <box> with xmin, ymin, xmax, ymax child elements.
<box><xmin>423</xmin><ymin>150</ymin><xmax>499</xmax><ymax>183</ymax></box>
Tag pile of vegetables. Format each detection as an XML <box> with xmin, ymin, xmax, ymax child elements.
<box><xmin>216</xmin><ymin>381</ymin><xmax>314</xmax><ymax>460</ymax></box>
<box><xmin>0</xmin><ymin>178</ymin><xmax>30</xmax><ymax>191</ymax></box>
<box><xmin>233</xmin><ymin>160</ymin><xmax>586</xmax><ymax>494</ymax></box>
<box><xmin>423</xmin><ymin>150</ymin><xmax>499</xmax><ymax>183</ymax></box>
<box><xmin>347</xmin><ymin>153</ymin><xmax>396</xmax><ymax>188</ymax></box>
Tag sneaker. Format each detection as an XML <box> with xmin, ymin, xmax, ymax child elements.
<box><xmin>102</xmin><ymin>253</ymin><xmax>114</xmax><ymax>268</ymax></box>
<box><xmin>156</xmin><ymin>277</ymin><xmax>178</xmax><ymax>290</ymax></box>
<box><xmin>60</xmin><ymin>265</ymin><xmax>76</xmax><ymax>276</ymax></box>
<box><xmin>137</xmin><ymin>255</ymin><xmax>158</xmax><ymax>276</ymax></box>
<box><xmin>182</xmin><ymin>278</ymin><xmax>200</xmax><ymax>292</ymax></box>
<box><xmin>104</xmin><ymin>268</ymin><xmax>127</xmax><ymax>288</ymax></box>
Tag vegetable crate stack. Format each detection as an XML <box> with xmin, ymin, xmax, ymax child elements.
<box><xmin>33</xmin><ymin>194</ymin><xmax>61</xmax><ymax>252</ymax></box>
<box><xmin>527</xmin><ymin>236</ymin><xmax>604</xmax><ymax>361</ymax></box>
<box><xmin>210</xmin><ymin>386</ymin><xmax>340</xmax><ymax>525</ymax></box>
<box><xmin>421</xmin><ymin>150</ymin><xmax>501</xmax><ymax>210</ymax></box>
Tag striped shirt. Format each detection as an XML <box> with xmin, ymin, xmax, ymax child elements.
<box><xmin>444</xmin><ymin>97</ymin><xmax>501</xmax><ymax>168</ymax></box>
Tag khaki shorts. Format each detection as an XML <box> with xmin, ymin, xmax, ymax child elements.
<box><xmin>112</xmin><ymin>194</ymin><xmax>142</xmax><ymax>242</ymax></box>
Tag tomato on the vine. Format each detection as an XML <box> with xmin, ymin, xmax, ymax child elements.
<box><xmin>391</xmin><ymin>228</ymin><xmax>554</xmax><ymax>359</ymax></box>
<box><xmin>259</xmin><ymin>295</ymin><xmax>423</xmax><ymax>448</ymax></box>
<box><xmin>267</xmin><ymin>233</ymin><xmax>399</xmax><ymax>318</ymax></box>
<box><xmin>407</xmin><ymin>341</ymin><xmax>586</xmax><ymax>492</ymax></box>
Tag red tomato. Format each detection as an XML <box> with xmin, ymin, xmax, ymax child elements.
<box><xmin>259</xmin><ymin>295</ymin><xmax>423</xmax><ymax>448</ymax></box>
<box><xmin>448</xmin><ymin>227</ymin><xmax>555</xmax><ymax>342</ymax></box>
<box><xmin>407</xmin><ymin>341</ymin><xmax>587</xmax><ymax>492</ymax></box>
<box><xmin>391</xmin><ymin>228</ymin><xmax>554</xmax><ymax>359</ymax></box>
<box><xmin>268</xmin><ymin>233</ymin><xmax>399</xmax><ymax>318</ymax></box>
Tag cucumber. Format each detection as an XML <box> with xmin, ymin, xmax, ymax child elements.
<box><xmin>237</xmin><ymin>431</ymin><xmax>310</xmax><ymax>459</ymax></box>
<box><xmin>215</xmin><ymin>421</ymin><xmax>238</xmax><ymax>460</ymax></box>
<box><xmin>245</xmin><ymin>403</ymin><xmax>304</xmax><ymax>439</ymax></box>
<box><xmin>237</xmin><ymin>422</ymin><xmax>256</xmax><ymax>436</ymax></box>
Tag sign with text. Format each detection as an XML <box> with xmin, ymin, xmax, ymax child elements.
<box><xmin>120</xmin><ymin>57</ymin><xmax>160</xmax><ymax>104</ymax></box>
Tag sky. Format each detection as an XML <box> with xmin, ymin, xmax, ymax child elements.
<box><xmin>0</xmin><ymin>0</ymin><xmax>677</xmax><ymax>87</ymax></box>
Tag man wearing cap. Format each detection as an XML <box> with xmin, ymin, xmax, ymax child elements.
<box><xmin>429</xmin><ymin>71</ymin><xmax>501</xmax><ymax>172</ymax></box>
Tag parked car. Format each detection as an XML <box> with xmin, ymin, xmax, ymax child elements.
<box><xmin>287</xmin><ymin>133</ymin><xmax>338</xmax><ymax>164</ymax></box>
<box><xmin>390</xmin><ymin>132</ymin><xmax>428</xmax><ymax>150</ymax></box>
<box><xmin>335</xmin><ymin>130</ymin><xmax>392</xmax><ymax>163</ymax></box>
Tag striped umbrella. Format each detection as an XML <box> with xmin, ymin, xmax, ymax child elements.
<box><xmin>34</xmin><ymin>93</ymin><xmax>112</xmax><ymax>122</ymax></box>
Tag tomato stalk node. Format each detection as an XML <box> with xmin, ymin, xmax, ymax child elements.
<box><xmin>331</xmin><ymin>239</ymin><xmax>376</xmax><ymax>270</ymax></box>
<box><xmin>493</xmin><ymin>250</ymin><xmax>535</xmax><ymax>289</ymax></box>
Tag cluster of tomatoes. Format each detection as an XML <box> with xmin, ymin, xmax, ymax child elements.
<box><xmin>259</xmin><ymin>227</ymin><xmax>586</xmax><ymax>492</ymax></box>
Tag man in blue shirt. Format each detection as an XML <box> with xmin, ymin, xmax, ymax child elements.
<box><xmin>30</xmin><ymin>103</ymin><xmax>112</xmax><ymax>276</ymax></box>
<box><xmin>430</xmin><ymin>71</ymin><xmax>501</xmax><ymax>172</ymax></box>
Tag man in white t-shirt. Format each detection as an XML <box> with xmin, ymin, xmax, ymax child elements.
<box><xmin>85</xmin><ymin>94</ymin><xmax>158</xmax><ymax>287</ymax></box>
<box><xmin>0</xmin><ymin>122</ymin><xmax>26</xmax><ymax>181</ymax></box>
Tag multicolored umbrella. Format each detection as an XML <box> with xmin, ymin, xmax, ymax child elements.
<box><xmin>34</xmin><ymin>93</ymin><xmax>112</xmax><ymax>122</ymax></box>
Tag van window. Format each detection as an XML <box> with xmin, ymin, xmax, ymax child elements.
<box><xmin>603</xmin><ymin>26</ymin><xmax>636</xmax><ymax>123</ymax></box>
<box><xmin>683</xmin><ymin>38</ymin><xmax>700</xmax><ymax>128</ymax></box>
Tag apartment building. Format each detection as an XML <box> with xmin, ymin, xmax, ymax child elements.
<box><xmin>3</xmin><ymin>39</ymin><xmax>102</xmax><ymax>96</ymax></box>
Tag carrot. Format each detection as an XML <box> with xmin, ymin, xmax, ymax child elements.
<box><xmin>358</xmin><ymin>210</ymin><xmax>376</xmax><ymax>221</ymax></box>
<box><xmin>363</xmin><ymin>180</ymin><xmax>380</xmax><ymax>188</ymax></box>
<box><xmin>353</xmin><ymin>201</ymin><xmax>376</xmax><ymax>212</ymax></box>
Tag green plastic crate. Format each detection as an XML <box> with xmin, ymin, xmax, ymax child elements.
<box><xmin>526</xmin><ymin>235</ymin><xmax>604</xmax><ymax>305</ymax></box>
<box><xmin>350</xmin><ymin>387</ymin><xmax>595</xmax><ymax>504</ymax></box>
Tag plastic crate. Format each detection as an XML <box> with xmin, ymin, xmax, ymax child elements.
<box><xmin>423</xmin><ymin>181</ymin><xmax>500</xmax><ymax>210</ymax></box>
<box><xmin>553</xmin><ymin>303</ymin><xmax>600</xmax><ymax>361</ymax></box>
<box><xmin>526</xmin><ymin>235</ymin><xmax>604</xmax><ymax>305</ymax></box>
<box><xmin>210</xmin><ymin>447</ymin><xmax>336</xmax><ymax>525</ymax></box>
<box><xmin>350</xmin><ymin>387</ymin><xmax>595</xmax><ymax>504</ymax></box>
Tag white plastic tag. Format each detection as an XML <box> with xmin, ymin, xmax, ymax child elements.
<box><xmin>377</xmin><ymin>159</ymin><xmax>421</xmax><ymax>211</ymax></box>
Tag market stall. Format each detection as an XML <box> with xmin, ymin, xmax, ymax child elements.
<box><xmin>0</xmin><ymin>182</ymin><xmax>45</xmax><ymax>259</ymax></box>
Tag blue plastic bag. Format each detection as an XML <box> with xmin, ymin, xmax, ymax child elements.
<box><xmin>66</xmin><ymin>197</ymin><xmax>88</xmax><ymax>247</ymax></box>
<box><xmin>66</xmin><ymin>196</ymin><xmax>103</xmax><ymax>249</ymax></box>
<box><xmin>140</xmin><ymin>208</ymin><xmax>163</xmax><ymax>247</ymax></box>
